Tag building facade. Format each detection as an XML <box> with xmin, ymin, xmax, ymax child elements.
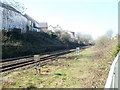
<box><xmin>0</xmin><ymin>2</ymin><xmax>43</xmax><ymax>33</ymax></box>
<box><xmin>0</xmin><ymin>6</ymin><xmax>3</xmax><ymax>30</ymax></box>
<box><xmin>39</xmin><ymin>22</ymin><xmax>48</xmax><ymax>32</ymax></box>
<box><xmin>2</xmin><ymin>7</ymin><xmax>28</xmax><ymax>33</ymax></box>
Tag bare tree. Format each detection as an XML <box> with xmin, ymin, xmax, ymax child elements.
<box><xmin>106</xmin><ymin>30</ymin><xmax>113</xmax><ymax>40</ymax></box>
<box><xmin>75</xmin><ymin>33</ymin><xmax>93</xmax><ymax>45</ymax></box>
<box><xmin>2</xmin><ymin>0</ymin><xmax>25</xmax><ymax>14</ymax></box>
<box><xmin>60</xmin><ymin>32</ymin><xmax>71</xmax><ymax>43</ymax></box>
<box><xmin>54</xmin><ymin>30</ymin><xmax>62</xmax><ymax>38</ymax></box>
<box><xmin>95</xmin><ymin>35</ymin><xmax>109</xmax><ymax>47</ymax></box>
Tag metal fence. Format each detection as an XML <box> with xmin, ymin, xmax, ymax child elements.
<box><xmin>105</xmin><ymin>51</ymin><xmax>120</xmax><ymax>89</ymax></box>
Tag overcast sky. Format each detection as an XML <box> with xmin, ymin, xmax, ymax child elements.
<box><xmin>18</xmin><ymin>0</ymin><xmax>118</xmax><ymax>39</ymax></box>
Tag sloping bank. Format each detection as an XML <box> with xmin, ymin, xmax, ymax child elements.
<box><xmin>2</xmin><ymin>30</ymin><xmax>79</xmax><ymax>59</ymax></box>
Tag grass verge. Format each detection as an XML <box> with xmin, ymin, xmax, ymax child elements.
<box><xmin>1</xmin><ymin>46</ymin><xmax>115</xmax><ymax>88</ymax></box>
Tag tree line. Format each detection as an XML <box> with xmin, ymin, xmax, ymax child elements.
<box><xmin>46</xmin><ymin>29</ymin><xmax>94</xmax><ymax>47</ymax></box>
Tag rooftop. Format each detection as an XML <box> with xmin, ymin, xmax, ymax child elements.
<box><xmin>39</xmin><ymin>22</ymin><xmax>48</xmax><ymax>28</ymax></box>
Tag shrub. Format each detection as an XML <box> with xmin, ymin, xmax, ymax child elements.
<box><xmin>112</xmin><ymin>44</ymin><xmax>120</xmax><ymax>57</ymax></box>
<box><xmin>95</xmin><ymin>35</ymin><xmax>109</xmax><ymax>48</ymax></box>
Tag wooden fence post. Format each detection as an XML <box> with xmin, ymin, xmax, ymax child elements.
<box><xmin>34</xmin><ymin>55</ymin><xmax>41</xmax><ymax>75</ymax></box>
<box><xmin>34</xmin><ymin>55</ymin><xmax>40</xmax><ymax>61</ymax></box>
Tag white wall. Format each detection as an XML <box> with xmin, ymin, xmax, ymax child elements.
<box><xmin>2</xmin><ymin>8</ymin><xmax>8</xmax><ymax>30</ymax></box>
<box><xmin>2</xmin><ymin>7</ymin><xmax>28</xmax><ymax>33</ymax></box>
<box><xmin>1</xmin><ymin>5</ymin><xmax>42</xmax><ymax>33</ymax></box>
<box><xmin>0</xmin><ymin>7</ymin><xmax>3</xmax><ymax>30</ymax></box>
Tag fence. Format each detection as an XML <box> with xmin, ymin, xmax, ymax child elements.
<box><xmin>105</xmin><ymin>51</ymin><xmax>120</xmax><ymax>89</ymax></box>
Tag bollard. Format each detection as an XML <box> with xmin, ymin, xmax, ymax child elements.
<box><xmin>34</xmin><ymin>55</ymin><xmax>41</xmax><ymax>75</ymax></box>
<box><xmin>76</xmin><ymin>47</ymin><xmax>80</xmax><ymax>55</ymax></box>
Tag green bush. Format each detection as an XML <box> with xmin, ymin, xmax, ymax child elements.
<box><xmin>112</xmin><ymin>44</ymin><xmax>120</xmax><ymax>57</ymax></box>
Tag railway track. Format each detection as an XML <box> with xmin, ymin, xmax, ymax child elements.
<box><xmin>0</xmin><ymin>49</ymin><xmax>75</xmax><ymax>76</ymax></box>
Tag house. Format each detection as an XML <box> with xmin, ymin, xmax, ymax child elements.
<box><xmin>48</xmin><ymin>25</ymin><xmax>62</xmax><ymax>32</ymax></box>
<box><xmin>68</xmin><ymin>31</ymin><xmax>75</xmax><ymax>38</ymax></box>
<box><xmin>0</xmin><ymin>6</ymin><xmax>3</xmax><ymax>30</ymax></box>
<box><xmin>24</xmin><ymin>14</ymin><xmax>41</xmax><ymax>32</ymax></box>
<box><xmin>38</xmin><ymin>22</ymin><xmax>48</xmax><ymax>32</ymax></box>
<box><xmin>0</xmin><ymin>1</ymin><xmax>43</xmax><ymax>33</ymax></box>
<box><xmin>1</xmin><ymin>2</ymin><xmax>28</xmax><ymax>33</ymax></box>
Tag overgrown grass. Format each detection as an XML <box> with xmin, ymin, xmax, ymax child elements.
<box><xmin>2</xmin><ymin>32</ymin><xmax>117</xmax><ymax>88</ymax></box>
<box><xmin>112</xmin><ymin>44</ymin><xmax>120</xmax><ymax>57</ymax></box>
<box><xmin>92</xmin><ymin>37</ymin><xmax>118</xmax><ymax>87</ymax></box>
<box><xmin>2</xmin><ymin>46</ymin><xmax>113</xmax><ymax>88</ymax></box>
<box><xmin>1</xmin><ymin>48</ymin><xmax>89</xmax><ymax>88</ymax></box>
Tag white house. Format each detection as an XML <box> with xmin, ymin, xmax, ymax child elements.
<box><xmin>38</xmin><ymin>22</ymin><xmax>48</xmax><ymax>32</ymax></box>
<box><xmin>48</xmin><ymin>25</ymin><xmax>62</xmax><ymax>32</ymax></box>
<box><xmin>24</xmin><ymin>14</ymin><xmax>42</xmax><ymax>32</ymax></box>
<box><xmin>1</xmin><ymin>2</ymin><xmax>28</xmax><ymax>33</ymax></box>
<box><xmin>0</xmin><ymin>6</ymin><xmax>3</xmax><ymax>30</ymax></box>
<box><xmin>0</xmin><ymin>2</ymin><xmax>43</xmax><ymax>33</ymax></box>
